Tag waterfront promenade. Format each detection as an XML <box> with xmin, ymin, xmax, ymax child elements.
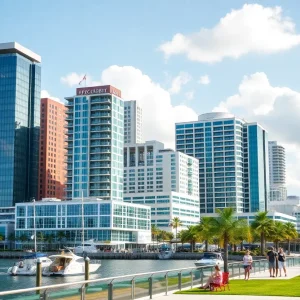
<box><xmin>139</xmin><ymin>266</ymin><xmax>300</xmax><ymax>300</ymax></box>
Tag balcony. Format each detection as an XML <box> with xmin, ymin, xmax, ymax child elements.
<box><xmin>90</xmin><ymin>184</ymin><xmax>110</xmax><ymax>190</ymax></box>
<box><xmin>90</xmin><ymin>162</ymin><xmax>111</xmax><ymax>168</ymax></box>
<box><xmin>66</xmin><ymin>109</ymin><xmax>74</xmax><ymax>114</ymax></box>
<box><xmin>90</xmin><ymin>126</ymin><xmax>111</xmax><ymax>132</ymax></box>
<box><xmin>90</xmin><ymin>112</ymin><xmax>111</xmax><ymax>118</ymax></box>
<box><xmin>90</xmin><ymin>119</ymin><xmax>111</xmax><ymax>125</ymax></box>
<box><xmin>90</xmin><ymin>177</ymin><xmax>110</xmax><ymax>183</ymax></box>
<box><xmin>90</xmin><ymin>148</ymin><xmax>111</xmax><ymax>154</ymax></box>
<box><xmin>65</xmin><ymin>143</ymin><xmax>73</xmax><ymax>149</ymax></box>
<box><xmin>90</xmin><ymin>133</ymin><xmax>111</xmax><ymax>139</ymax></box>
<box><xmin>66</xmin><ymin>115</ymin><xmax>74</xmax><ymax>120</ymax></box>
<box><xmin>90</xmin><ymin>155</ymin><xmax>110</xmax><ymax>161</ymax></box>
<box><xmin>90</xmin><ymin>170</ymin><xmax>110</xmax><ymax>175</ymax></box>
<box><xmin>90</xmin><ymin>141</ymin><xmax>111</xmax><ymax>147</ymax></box>
<box><xmin>65</xmin><ymin>122</ymin><xmax>73</xmax><ymax>128</ymax></box>
<box><xmin>91</xmin><ymin>105</ymin><xmax>111</xmax><ymax>111</ymax></box>
<box><xmin>91</xmin><ymin>97</ymin><xmax>111</xmax><ymax>104</ymax></box>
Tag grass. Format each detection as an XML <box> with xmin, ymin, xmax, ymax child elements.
<box><xmin>175</xmin><ymin>276</ymin><xmax>300</xmax><ymax>297</ymax></box>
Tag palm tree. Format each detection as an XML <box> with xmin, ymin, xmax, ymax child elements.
<box><xmin>57</xmin><ymin>231</ymin><xmax>66</xmax><ymax>249</ymax></box>
<box><xmin>151</xmin><ymin>225</ymin><xmax>160</xmax><ymax>247</ymax></box>
<box><xmin>45</xmin><ymin>234</ymin><xmax>55</xmax><ymax>251</ymax></box>
<box><xmin>271</xmin><ymin>221</ymin><xmax>285</xmax><ymax>250</ymax></box>
<box><xmin>158</xmin><ymin>230</ymin><xmax>168</xmax><ymax>243</ymax></box>
<box><xmin>284</xmin><ymin>222</ymin><xmax>298</xmax><ymax>255</ymax></box>
<box><xmin>251</xmin><ymin>211</ymin><xmax>274</xmax><ymax>255</ymax></box>
<box><xmin>180</xmin><ymin>225</ymin><xmax>201</xmax><ymax>252</ymax></box>
<box><xmin>8</xmin><ymin>233</ymin><xmax>16</xmax><ymax>250</ymax></box>
<box><xmin>170</xmin><ymin>217</ymin><xmax>183</xmax><ymax>252</ymax></box>
<box><xmin>208</xmin><ymin>208</ymin><xmax>248</xmax><ymax>272</ymax></box>
<box><xmin>197</xmin><ymin>217</ymin><xmax>213</xmax><ymax>251</ymax></box>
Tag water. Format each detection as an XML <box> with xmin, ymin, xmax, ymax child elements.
<box><xmin>0</xmin><ymin>259</ymin><xmax>196</xmax><ymax>293</ymax></box>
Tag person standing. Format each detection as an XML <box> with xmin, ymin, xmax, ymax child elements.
<box><xmin>278</xmin><ymin>248</ymin><xmax>287</xmax><ymax>277</ymax></box>
<box><xmin>243</xmin><ymin>250</ymin><xmax>253</xmax><ymax>280</ymax></box>
<box><xmin>266</xmin><ymin>247</ymin><xmax>278</xmax><ymax>277</ymax></box>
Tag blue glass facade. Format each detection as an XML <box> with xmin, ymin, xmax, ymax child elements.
<box><xmin>0</xmin><ymin>50</ymin><xmax>41</xmax><ymax>206</ymax></box>
<box><xmin>176</xmin><ymin>113</ymin><xmax>269</xmax><ymax>214</ymax></box>
<box><xmin>245</xmin><ymin>124</ymin><xmax>269</xmax><ymax>212</ymax></box>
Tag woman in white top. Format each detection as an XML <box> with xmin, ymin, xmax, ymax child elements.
<box><xmin>243</xmin><ymin>250</ymin><xmax>253</xmax><ymax>280</ymax></box>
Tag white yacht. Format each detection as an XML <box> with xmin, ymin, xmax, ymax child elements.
<box><xmin>74</xmin><ymin>240</ymin><xmax>98</xmax><ymax>254</ymax></box>
<box><xmin>7</xmin><ymin>253</ymin><xmax>52</xmax><ymax>276</ymax></box>
<box><xmin>194</xmin><ymin>252</ymin><xmax>224</xmax><ymax>267</ymax></box>
<box><xmin>42</xmin><ymin>249</ymin><xmax>101</xmax><ymax>276</ymax></box>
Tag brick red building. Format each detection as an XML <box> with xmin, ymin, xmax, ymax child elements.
<box><xmin>38</xmin><ymin>98</ymin><xmax>66</xmax><ymax>200</ymax></box>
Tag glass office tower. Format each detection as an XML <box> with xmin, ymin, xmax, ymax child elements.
<box><xmin>65</xmin><ymin>85</ymin><xmax>124</xmax><ymax>201</ymax></box>
<box><xmin>176</xmin><ymin>112</ymin><xmax>269</xmax><ymax>214</ymax></box>
<box><xmin>0</xmin><ymin>42</ymin><xmax>41</xmax><ymax>206</ymax></box>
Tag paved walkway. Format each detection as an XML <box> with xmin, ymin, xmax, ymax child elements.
<box><xmin>139</xmin><ymin>266</ymin><xmax>300</xmax><ymax>300</ymax></box>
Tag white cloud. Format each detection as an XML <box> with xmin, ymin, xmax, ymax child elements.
<box><xmin>214</xmin><ymin>72</ymin><xmax>300</xmax><ymax>193</ymax></box>
<box><xmin>41</xmin><ymin>90</ymin><xmax>63</xmax><ymax>103</ymax></box>
<box><xmin>185</xmin><ymin>91</ymin><xmax>194</xmax><ymax>100</ymax></box>
<box><xmin>159</xmin><ymin>4</ymin><xmax>300</xmax><ymax>63</ymax></box>
<box><xmin>168</xmin><ymin>72</ymin><xmax>192</xmax><ymax>94</ymax></box>
<box><xmin>60</xmin><ymin>73</ymin><xmax>101</xmax><ymax>87</ymax></box>
<box><xmin>61</xmin><ymin>66</ymin><xmax>198</xmax><ymax>148</ymax></box>
<box><xmin>199</xmin><ymin>75</ymin><xmax>210</xmax><ymax>85</ymax></box>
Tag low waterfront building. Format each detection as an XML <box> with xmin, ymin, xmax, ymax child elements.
<box><xmin>15</xmin><ymin>198</ymin><xmax>151</xmax><ymax>250</ymax></box>
<box><xmin>124</xmin><ymin>192</ymin><xmax>200</xmax><ymax>230</ymax></box>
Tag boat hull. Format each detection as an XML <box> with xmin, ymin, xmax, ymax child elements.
<box><xmin>43</xmin><ymin>263</ymin><xmax>101</xmax><ymax>276</ymax></box>
<box><xmin>194</xmin><ymin>259</ymin><xmax>224</xmax><ymax>267</ymax></box>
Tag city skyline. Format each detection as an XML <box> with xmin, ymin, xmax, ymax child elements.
<box><xmin>1</xmin><ymin>1</ymin><xmax>300</xmax><ymax>195</ymax></box>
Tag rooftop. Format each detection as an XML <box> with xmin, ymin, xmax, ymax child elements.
<box><xmin>0</xmin><ymin>42</ymin><xmax>41</xmax><ymax>63</ymax></box>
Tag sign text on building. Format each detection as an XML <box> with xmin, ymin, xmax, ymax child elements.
<box><xmin>76</xmin><ymin>85</ymin><xmax>121</xmax><ymax>98</ymax></box>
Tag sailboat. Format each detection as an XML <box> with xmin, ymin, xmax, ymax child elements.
<box><xmin>43</xmin><ymin>194</ymin><xmax>101</xmax><ymax>276</ymax></box>
<box><xmin>7</xmin><ymin>199</ymin><xmax>52</xmax><ymax>276</ymax></box>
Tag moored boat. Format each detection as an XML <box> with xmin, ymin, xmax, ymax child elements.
<box><xmin>42</xmin><ymin>249</ymin><xmax>101</xmax><ymax>276</ymax></box>
<box><xmin>194</xmin><ymin>252</ymin><xmax>224</xmax><ymax>267</ymax></box>
<box><xmin>7</xmin><ymin>253</ymin><xmax>52</xmax><ymax>276</ymax></box>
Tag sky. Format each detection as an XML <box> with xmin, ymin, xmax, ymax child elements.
<box><xmin>1</xmin><ymin>0</ymin><xmax>300</xmax><ymax>195</ymax></box>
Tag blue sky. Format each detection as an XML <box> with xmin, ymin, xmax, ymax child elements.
<box><xmin>1</xmin><ymin>0</ymin><xmax>300</xmax><ymax>194</ymax></box>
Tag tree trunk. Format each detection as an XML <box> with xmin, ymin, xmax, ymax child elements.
<box><xmin>175</xmin><ymin>227</ymin><xmax>177</xmax><ymax>252</ymax></box>
<box><xmin>260</xmin><ymin>232</ymin><xmax>265</xmax><ymax>256</ymax></box>
<box><xmin>240</xmin><ymin>241</ymin><xmax>243</xmax><ymax>251</ymax></box>
<box><xmin>205</xmin><ymin>240</ymin><xmax>208</xmax><ymax>252</ymax></box>
<box><xmin>233</xmin><ymin>244</ymin><xmax>237</xmax><ymax>252</ymax></box>
<box><xmin>224</xmin><ymin>236</ymin><xmax>229</xmax><ymax>273</ymax></box>
<box><xmin>288</xmin><ymin>239</ymin><xmax>291</xmax><ymax>255</ymax></box>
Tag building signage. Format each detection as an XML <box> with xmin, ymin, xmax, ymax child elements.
<box><xmin>76</xmin><ymin>85</ymin><xmax>122</xmax><ymax>98</ymax></box>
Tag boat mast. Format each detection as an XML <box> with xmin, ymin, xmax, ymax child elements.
<box><xmin>33</xmin><ymin>198</ymin><xmax>37</xmax><ymax>252</ymax></box>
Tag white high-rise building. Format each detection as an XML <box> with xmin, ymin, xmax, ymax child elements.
<box><xmin>123</xmin><ymin>140</ymin><xmax>200</xmax><ymax>232</ymax></box>
<box><xmin>124</xmin><ymin>100</ymin><xmax>142</xmax><ymax>144</ymax></box>
<box><xmin>268</xmin><ymin>141</ymin><xmax>287</xmax><ymax>201</ymax></box>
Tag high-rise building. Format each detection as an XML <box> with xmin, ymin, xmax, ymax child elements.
<box><xmin>268</xmin><ymin>141</ymin><xmax>287</xmax><ymax>201</ymax></box>
<box><xmin>0</xmin><ymin>42</ymin><xmax>41</xmax><ymax>206</ymax></box>
<box><xmin>38</xmin><ymin>98</ymin><xmax>66</xmax><ymax>200</ymax></box>
<box><xmin>176</xmin><ymin>112</ymin><xmax>269</xmax><ymax>214</ymax></box>
<box><xmin>124</xmin><ymin>100</ymin><xmax>142</xmax><ymax>144</ymax></box>
<box><xmin>65</xmin><ymin>85</ymin><xmax>124</xmax><ymax>201</ymax></box>
<box><xmin>123</xmin><ymin>140</ymin><xmax>200</xmax><ymax>231</ymax></box>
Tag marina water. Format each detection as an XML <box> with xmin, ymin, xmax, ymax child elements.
<box><xmin>0</xmin><ymin>259</ymin><xmax>195</xmax><ymax>292</ymax></box>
